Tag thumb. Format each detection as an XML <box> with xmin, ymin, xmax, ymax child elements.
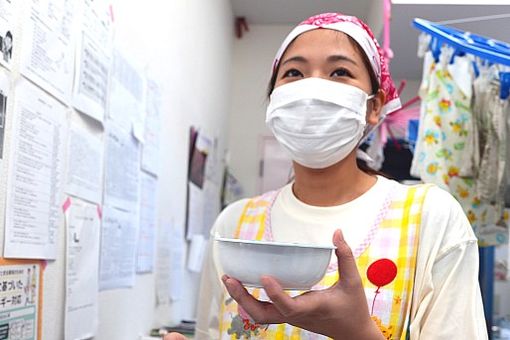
<box><xmin>164</xmin><ymin>332</ymin><xmax>187</xmax><ymax>340</ymax></box>
<box><xmin>333</xmin><ymin>229</ymin><xmax>362</xmax><ymax>288</ymax></box>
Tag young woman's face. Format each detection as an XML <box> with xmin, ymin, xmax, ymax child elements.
<box><xmin>275</xmin><ymin>29</ymin><xmax>374</xmax><ymax>95</ymax></box>
<box><xmin>4</xmin><ymin>36</ymin><xmax>12</xmax><ymax>51</ymax></box>
<box><xmin>4</xmin><ymin>37</ymin><xmax>12</xmax><ymax>50</ymax></box>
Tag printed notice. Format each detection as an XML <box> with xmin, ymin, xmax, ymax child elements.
<box><xmin>187</xmin><ymin>182</ymin><xmax>205</xmax><ymax>240</ymax></box>
<box><xmin>64</xmin><ymin>198</ymin><xmax>100</xmax><ymax>340</ymax></box>
<box><xmin>155</xmin><ymin>222</ymin><xmax>171</xmax><ymax>305</ymax></box>
<box><xmin>186</xmin><ymin>132</ymin><xmax>211</xmax><ymax>239</ymax></box>
<box><xmin>0</xmin><ymin>68</ymin><xmax>9</xmax><ymax>163</ymax></box>
<box><xmin>4</xmin><ymin>79</ymin><xmax>66</xmax><ymax>259</ymax></box>
<box><xmin>99</xmin><ymin>206</ymin><xmax>138</xmax><ymax>290</ymax></box>
<box><xmin>187</xmin><ymin>234</ymin><xmax>206</xmax><ymax>273</ymax></box>
<box><xmin>0</xmin><ymin>260</ymin><xmax>42</xmax><ymax>340</ymax></box>
<box><xmin>108</xmin><ymin>49</ymin><xmax>144</xmax><ymax>137</ymax></box>
<box><xmin>65</xmin><ymin>124</ymin><xmax>103</xmax><ymax>204</ymax></box>
<box><xmin>156</xmin><ymin>222</ymin><xmax>184</xmax><ymax>304</ymax></box>
<box><xmin>19</xmin><ymin>0</ymin><xmax>76</xmax><ymax>102</ymax></box>
<box><xmin>72</xmin><ymin>0</ymin><xmax>113</xmax><ymax>122</ymax></box>
<box><xmin>0</xmin><ymin>0</ymin><xmax>18</xmax><ymax>69</ymax></box>
<box><xmin>203</xmin><ymin>181</ymin><xmax>221</xmax><ymax>240</ymax></box>
<box><xmin>169</xmin><ymin>224</ymin><xmax>184</xmax><ymax>301</ymax></box>
<box><xmin>103</xmin><ymin>122</ymin><xmax>140</xmax><ymax>211</ymax></box>
<box><xmin>136</xmin><ymin>171</ymin><xmax>158</xmax><ymax>273</ymax></box>
<box><xmin>141</xmin><ymin>79</ymin><xmax>161</xmax><ymax>176</ymax></box>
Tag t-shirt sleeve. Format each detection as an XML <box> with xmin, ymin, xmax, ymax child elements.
<box><xmin>194</xmin><ymin>199</ymin><xmax>249</xmax><ymax>339</ymax></box>
<box><xmin>409</xmin><ymin>186</ymin><xmax>488</xmax><ymax>339</ymax></box>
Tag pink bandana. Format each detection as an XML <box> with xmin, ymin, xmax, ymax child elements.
<box><xmin>272</xmin><ymin>13</ymin><xmax>401</xmax><ymax>116</ymax></box>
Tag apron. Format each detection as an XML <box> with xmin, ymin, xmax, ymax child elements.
<box><xmin>219</xmin><ymin>184</ymin><xmax>432</xmax><ymax>340</ymax></box>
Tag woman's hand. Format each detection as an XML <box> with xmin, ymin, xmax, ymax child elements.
<box><xmin>222</xmin><ymin>229</ymin><xmax>384</xmax><ymax>340</ymax></box>
<box><xmin>163</xmin><ymin>332</ymin><xmax>187</xmax><ymax>340</ymax></box>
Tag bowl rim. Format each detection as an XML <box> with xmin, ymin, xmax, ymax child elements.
<box><xmin>215</xmin><ymin>237</ymin><xmax>336</xmax><ymax>250</ymax></box>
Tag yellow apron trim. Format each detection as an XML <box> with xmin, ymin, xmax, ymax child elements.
<box><xmin>389</xmin><ymin>186</ymin><xmax>416</xmax><ymax>329</ymax></box>
<box><xmin>379</xmin><ymin>215</ymin><xmax>421</xmax><ymax>227</ymax></box>
<box><xmin>219</xmin><ymin>289</ymin><xmax>227</xmax><ymax>336</ymax></box>
<box><xmin>234</xmin><ymin>200</ymin><xmax>254</xmax><ymax>238</ymax></box>
<box><xmin>255</xmin><ymin>216</ymin><xmax>266</xmax><ymax>241</ymax></box>
<box><xmin>275</xmin><ymin>324</ymin><xmax>285</xmax><ymax>339</ymax></box>
<box><xmin>399</xmin><ymin>184</ymin><xmax>433</xmax><ymax>340</ymax></box>
<box><xmin>234</xmin><ymin>196</ymin><xmax>271</xmax><ymax>240</ymax></box>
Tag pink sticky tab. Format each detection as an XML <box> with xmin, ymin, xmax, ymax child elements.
<box><xmin>109</xmin><ymin>4</ymin><xmax>114</xmax><ymax>22</ymax></box>
<box><xmin>97</xmin><ymin>205</ymin><xmax>102</xmax><ymax>219</ymax></box>
<box><xmin>63</xmin><ymin>197</ymin><xmax>72</xmax><ymax>212</ymax></box>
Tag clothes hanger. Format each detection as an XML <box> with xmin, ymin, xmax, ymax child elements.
<box><xmin>413</xmin><ymin>18</ymin><xmax>510</xmax><ymax>99</ymax></box>
<box><xmin>500</xmin><ymin>72</ymin><xmax>510</xmax><ymax>100</ymax></box>
<box><xmin>413</xmin><ymin>18</ymin><xmax>510</xmax><ymax>67</ymax></box>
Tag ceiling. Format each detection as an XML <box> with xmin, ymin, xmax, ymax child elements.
<box><xmin>391</xmin><ymin>4</ymin><xmax>510</xmax><ymax>79</ymax></box>
<box><xmin>230</xmin><ymin>0</ymin><xmax>510</xmax><ymax>80</ymax></box>
<box><xmin>231</xmin><ymin>0</ymin><xmax>378</xmax><ymax>25</ymax></box>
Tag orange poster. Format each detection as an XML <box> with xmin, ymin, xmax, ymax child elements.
<box><xmin>0</xmin><ymin>259</ymin><xmax>44</xmax><ymax>340</ymax></box>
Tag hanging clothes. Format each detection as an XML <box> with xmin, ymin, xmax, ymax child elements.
<box><xmin>410</xmin><ymin>51</ymin><xmax>435</xmax><ymax>179</ymax></box>
<box><xmin>411</xmin><ymin>49</ymin><xmax>509</xmax><ymax>246</ymax></box>
<box><xmin>473</xmin><ymin>71</ymin><xmax>508</xmax><ymax>212</ymax></box>
<box><xmin>411</xmin><ymin>48</ymin><xmax>475</xmax><ymax>189</ymax></box>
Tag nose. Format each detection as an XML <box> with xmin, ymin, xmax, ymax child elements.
<box><xmin>309</xmin><ymin>70</ymin><xmax>329</xmax><ymax>81</ymax></box>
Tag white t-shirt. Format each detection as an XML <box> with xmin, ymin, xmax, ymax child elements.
<box><xmin>195</xmin><ymin>176</ymin><xmax>488</xmax><ymax>339</ymax></box>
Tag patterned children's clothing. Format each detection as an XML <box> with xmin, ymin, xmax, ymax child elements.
<box><xmin>411</xmin><ymin>52</ymin><xmax>509</xmax><ymax>246</ymax></box>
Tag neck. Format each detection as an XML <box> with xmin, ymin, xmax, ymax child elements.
<box><xmin>292</xmin><ymin>152</ymin><xmax>377</xmax><ymax>207</ymax></box>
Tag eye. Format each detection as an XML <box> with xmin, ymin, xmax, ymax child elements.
<box><xmin>282</xmin><ymin>69</ymin><xmax>303</xmax><ymax>79</ymax></box>
<box><xmin>331</xmin><ymin>68</ymin><xmax>353</xmax><ymax>78</ymax></box>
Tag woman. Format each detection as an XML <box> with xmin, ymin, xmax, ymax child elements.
<box><xmin>167</xmin><ymin>13</ymin><xmax>487</xmax><ymax>339</ymax></box>
<box><xmin>2</xmin><ymin>31</ymin><xmax>12</xmax><ymax>63</ymax></box>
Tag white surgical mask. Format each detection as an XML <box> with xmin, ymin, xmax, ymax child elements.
<box><xmin>266</xmin><ymin>77</ymin><xmax>373</xmax><ymax>169</ymax></box>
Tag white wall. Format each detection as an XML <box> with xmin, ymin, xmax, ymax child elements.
<box><xmin>98</xmin><ymin>1</ymin><xmax>234</xmax><ymax>338</ymax></box>
<box><xmin>0</xmin><ymin>1</ymin><xmax>234</xmax><ymax>340</ymax></box>
<box><xmin>395</xmin><ymin>79</ymin><xmax>421</xmax><ymax>104</ymax></box>
<box><xmin>228</xmin><ymin>25</ymin><xmax>293</xmax><ymax>198</ymax></box>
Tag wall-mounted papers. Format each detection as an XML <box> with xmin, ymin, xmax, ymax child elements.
<box><xmin>65</xmin><ymin>124</ymin><xmax>103</xmax><ymax>204</ymax></box>
<box><xmin>4</xmin><ymin>79</ymin><xmax>66</xmax><ymax>259</ymax></box>
<box><xmin>71</xmin><ymin>0</ymin><xmax>113</xmax><ymax>123</ymax></box>
<box><xmin>0</xmin><ymin>0</ymin><xmax>18</xmax><ymax>69</ymax></box>
<box><xmin>19</xmin><ymin>0</ymin><xmax>76</xmax><ymax>102</ymax></box>
<box><xmin>0</xmin><ymin>67</ymin><xmax>9</xmax><ymax>164</ymax></box>
<box><xmin>108</xmin><ymin>49</ymin><xmax>144</xmax><ymax>138</ymax></box>
<box><xmin>64</xmin><ymin>198</ymin><xmax>100</xmax><ymax>340</ymax></box>
<box><xmin>0</xmin><ymin>259</ymin><xmax>43</xmax><ymax>340</ymax></box>
<box><xmin>136</xmin><ymin>171</ymin><xmax>157</xmax><ymax>273</ymax></box>
<box><xmin>141</xmin><ymin>79</ymin><xmax>161</xmax><ymax>176</ymax></box>
<box><xmin>103</xmin><ymin>122</ymin><xmax>140</xmax><ymax>211</ymax></box>
<box><xmin>99</xmin><ymin>206</ymin><xmax>138</xmax><ymax>290</ymax></box>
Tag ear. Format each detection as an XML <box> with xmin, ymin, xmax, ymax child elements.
<box><xmin>366</xmin><ymin>89</ymin><xmax>386</xmax><ymax>125</ymax></box>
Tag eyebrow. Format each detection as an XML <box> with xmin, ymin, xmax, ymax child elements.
<box><xmin>281</xmin><ymin>56</ymin><xmax>308</xmax><ymax>66</ymax></box>
<box><xmin>280</xmin><ymin>54</ymin><xmax>358</xmax><ymax>66</ymax></box>
<box><xmin>327</xmin><ymin>54</ymin><xmax>358</xmax><ymax>66</ymax></box>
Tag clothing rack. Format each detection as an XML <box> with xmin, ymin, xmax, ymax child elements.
<box><xmin>413</xmin><ymin>18</ymin><xmax>510</xmax><ymax>66</ymax></box>
<box><xmin>413</xmin><ymin>18</ymin><xmax>510</xmax><ymax>337</ymax></box>
<box><xmin>413</xmin><ymin>18</ymin><xmax>510</xmax><ymax>100</ymax></box>
<box><xmin>436</xmin><ymin>13</ymin><xmax>510</xmax><ymax>26</ymax></box>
